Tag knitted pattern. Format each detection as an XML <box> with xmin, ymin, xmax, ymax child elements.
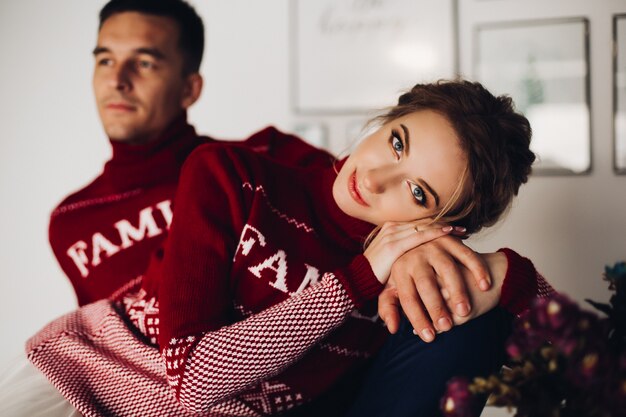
<box><xmin>49</xmin><ymin>120</ymin><xmax>333</xmax><ymax>306</ymax></box>
<box><xmin>30</xmin><ymin>144</ymin><xmax>554</xmax><ymax>416</ymax></box>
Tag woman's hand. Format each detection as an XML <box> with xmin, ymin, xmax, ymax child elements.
<box><xmin>447</xmin><ymin>251</ymin><xmax>507</xmax><ymax>326</ymax></box>
<box><xmin>377</xmin><ymin>235</ymin><xmax>490</xmax><ymax>341</ymax></box>
<box><xmin>363</xmin><ymin>222</ymin><xmax>455</xmax><ymax>285</ymax></box>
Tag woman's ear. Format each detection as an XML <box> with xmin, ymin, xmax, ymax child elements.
<box><xmin>180</xmin><ymin>73</ymin><xmax>203</xmax><ymax>109</ymax></box>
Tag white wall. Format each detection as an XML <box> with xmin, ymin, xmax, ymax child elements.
<box><xmin>460</xmin><ymin>0</ymin><xmax>626</xmax><ymax>311</ymax></box>
<box><xmin>1</xmin><ymin>1</ymin><xmax>625</xmax><ymax>415</ymax></box>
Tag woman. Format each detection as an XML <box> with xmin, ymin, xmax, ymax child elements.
<box><xmin>16</xmin><ymin>80</ymin><xmax>549</xmax><ymax>416</ymax></box>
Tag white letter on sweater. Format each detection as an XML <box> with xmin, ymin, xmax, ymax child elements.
<box><xmin>91</xmin><ymin>233</ymin><xmax>120</xmax><ymax>266</ymax></box>
<box><xmin>66</xmin><ymin>240</ymin><xmax>90</xmax><ymax>278</ymax></box>
<box><xmin>291</xmin><ymin>264</ymin><xmax>320</xmax><ymax>295</ymax></box>
<box><xmin>155</xmin><ymin>200</ymin><xmax>173</xmax><ymax>229</ymax></box>
<box><xmin>114</xmin><ymin>207</ymin><xmax>163</xmax><ymax>249</ymax></box>
<box><xmin>234</xmin><ymin>225</ymin><xmax>266</xmax><ymax>260</ymax></box>
<box><xmin>248</xmin><ymin>250</ymin><xmax>289</xmax><ymax>293</ymax></box>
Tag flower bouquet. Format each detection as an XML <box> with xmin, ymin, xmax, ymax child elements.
<box><xmin>441</xmin><ymin>262</ymin><xmax>626</xmax><ymax>417</ymax></box>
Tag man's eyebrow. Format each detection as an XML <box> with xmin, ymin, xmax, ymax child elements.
<box><xmin>134</xmin><ymin>47</ymin><xmax>166</xmax><ymax>60</ymax></box>
<box><xmin>92</xmin><ymin>46</ymin><xmax>109</xmax><ymax>56</ymax></box>
<box><xmin>92</xmin><ymin>46</ymin><xmax>166</xmax><ymax>60</ymax></box>
<box><xmin>418</xmin><ymin>179</ymin><xmax>440</xmax><ymax>208</ymax></box>
<box><xmin>400</xmin><ymin>123</ymin><xmax>410</xmax><ymax>156</ymax></box>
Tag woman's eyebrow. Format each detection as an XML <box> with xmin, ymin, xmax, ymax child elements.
<box><xmin>401</xmin><ymin>124</ymin><xmax>410</xmax><ymax>156</ymax></box>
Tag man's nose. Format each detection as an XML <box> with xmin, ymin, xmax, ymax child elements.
<box><xmin>362</xmin><ymin>166</ymin><xmax>401</xmax><ymax>194</ymax></box>
<box><xmin>109</xmin><ymin>62</ymin><xmax>132</xmax><ymax>92</ymax></box>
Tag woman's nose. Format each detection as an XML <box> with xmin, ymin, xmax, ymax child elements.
<box><xmin>362</xmin><ymin>166</ymin><xmax>400</xmax><ymax>194</ymax></box>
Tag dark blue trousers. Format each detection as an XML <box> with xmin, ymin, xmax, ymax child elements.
<box><xmin>345</xmin><ymin>307</ymin><xmax>512</xmax><ymax>417</ymax></box>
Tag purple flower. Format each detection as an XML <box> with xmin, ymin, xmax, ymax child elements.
<box><xmin>440</xmin><ymin>377</ymin><xmax>477</xmax><ymax>417</ymax></box>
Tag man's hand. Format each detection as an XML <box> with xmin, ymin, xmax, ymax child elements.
<box><xmin>377</xmin><ymin>234</ymin><xmax>491</xmax><ymax>343</ymax></box>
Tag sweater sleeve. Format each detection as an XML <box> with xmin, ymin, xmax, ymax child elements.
<box><xmin>153</xmin><ymin>145</ymin><xmax>382</xmax><ymax>413</ymax></box>
<box><xmin>497</xmin><ymin>248</ymin><xmax>555</xmax><ymax>316</ymax></box>
<box><xmin>166</xmin><ymin>260</ymin><xmax>380</xmax><ymax>413</ymax></box>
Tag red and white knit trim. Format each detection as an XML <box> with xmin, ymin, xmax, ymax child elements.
<box><xmin>121</xmin><ymin>289</ymin><xmax>161</xmax><ymax>345</ymax></box>
<box><xmin>27</xmin><ymin>301</ymin><xmax>277</xmax><ymax>417</ymax></box>
<box><xmin>51</xmin><ymin>189</ymin><xmax>143</xmax><ymax>217</ymax></box>
<box><xmin>27</xmin><ymin>272</ymin><xmax>357</xmax><ymax>416</ymax></box>
<box><xmin>241</xmin><ymin>183</ymin><xmax>315</xmax><ymax>234</ymax></box>
<box><xmin>173</xmin><ymin>273</ymin><xmax>353</xmax><ymax>413</ymax></box>
<box><xmin>536</xmin><ymin>273</ymin><xmax>554</xmax><ymax>298</ymax></box>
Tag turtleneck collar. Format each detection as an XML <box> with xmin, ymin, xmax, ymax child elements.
<box><xmin>103</xmin><ymin>113</ymin><xmax>206</xmax><ymax>190</ymax></box>
<box><xmin>108</xmin><ymin>113</ymin><xmax>196</xmax><ymax>163</ymax></box>
<box><xmin>308</xmin><ymin>158</ymin><xmax>376</xmax><ymax>254</ymax></box>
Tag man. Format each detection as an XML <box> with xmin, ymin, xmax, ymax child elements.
<box><xmin>49</xmin><ymin>0</ymin><xmax>333</xmax><ymax>307</ymax></box>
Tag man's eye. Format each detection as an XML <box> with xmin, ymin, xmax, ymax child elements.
<box><xmin>390</xmin><ymin>131</ymin><xmax>404</xmax><ymax>159</ymax></box>
<box><xmin>138</xmin><ymin>60</ymin><xmax>155</xmax><ymax>69</ymax></box>
<box><xmin>97</xmin><ymin>58</ymin><xmax>113</xmax><ymax>66</ymax></box>
<box><xmin>408</xmin><ymin>182</ymin><xmax>426</xmax><ymax>206</ymax></box>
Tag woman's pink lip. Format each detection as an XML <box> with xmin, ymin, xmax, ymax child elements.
<box><xmin>349</xmin><ymin>171</ymin><xmax>369</xmax><ymax>207</ymax></box>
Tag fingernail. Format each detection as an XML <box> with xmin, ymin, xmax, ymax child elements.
<box><xmin>421</xmin><ymin>328</ymin><xmax>435</xmax><ymax>342</ymax></box>
<box><xmin>456</xmin><ymin>302</ymin><xmax>470</xmax><ymax>316</ymax></box>
<box><xmin>479</xmin><ymin>279</ymin><xmax>490</xmax><ymax>291</ymax></box>
<box><xmin>437</xmin><ymin>317</ymin><xmax>452</xmax><ymax>331</ymax></box>
<box><xmin>442</xmin><ymin>226</ymin><xmax>453</xmax><ymax>232</ymax></box>
<box><xmin>454</xmin><ymin>226</ymin><xmax>467</xmax><ymax>233</ymax></box>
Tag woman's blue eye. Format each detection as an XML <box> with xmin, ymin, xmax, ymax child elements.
<box><xmin>409</xmin><ymin>182</ymin><xmax>426</xmax><ymax>205</ymax></box>
<box><xmin>391</xmin><ymin>132</ymin><xmax>404</xmax><ymax>159</ymax></box>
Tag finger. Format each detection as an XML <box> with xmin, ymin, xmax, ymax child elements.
<box><xmin>432</xmin><ymin>253</ymin><xmax>471</xmax><ymax>317</ymax></box>
<box><xmin>413</xmin><ymin>274</ymin><xmax>453</xmax><ymax>332</ymax></box>
<box><xmin>442</xmin><ymin>237</ymin><xmax>491</xmax><ymax>291</ymax></box>
<box><xmin>378</xmin><ymin>287</ymin><xmax>401</xmax><ymax>334</ymax></box>
<box><xmin>379</xmin><ymin>221</ymin><xmax>409</xmax><ymax>233</ymax></box>
<box><xmin>396</xmin><ymin>275</ymin><xmax>435</xmax><ymax>343</ymax></box>
<box><xmin>390</xmin><ymin>226</ymin><xmax>454</xmax><ymax>256</ymax></box>
<box><xmin>380</xmin><ymin>222</ymin><xmax>424</xmax><ymax>237</ymax></box>
<box><xmin>449</xmin><ymin>226</ymin><xmax>468</xmax><ymax>239</ymax></box>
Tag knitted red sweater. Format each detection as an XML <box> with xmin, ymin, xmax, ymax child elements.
<box><xmin>121</xmin><ymin>144</ymin><xmax>552</xmax><ymax>414</ymax></box>
<box><xmin>48</xmin><ymin>116</ymin><xmax>333</xmax><ymax>305</ymax></box>
<box><xmin>28</xmin><ymin>138</ymin><xmax>552</xmax><ymax>417</ymax></box>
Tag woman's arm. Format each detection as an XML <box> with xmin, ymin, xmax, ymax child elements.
<box><xmin>160</xmin><ymin>258</ymin><xmax>373</xmax><ymax>413</ymax></box>
<box><xmin>157</xmin><ymin>223</ymin><xmax>452</xmax><ymax>413</ymax></box>
<box><xmin>378</xmin><ymin>238</ymin><xmax>555</xmax><ymax>339</ymax></box>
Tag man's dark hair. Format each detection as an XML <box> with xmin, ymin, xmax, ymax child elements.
<box><xmin>99</xmin><ymin>0</ymin><xmax>204</xmax><ymax>74</ymax></box>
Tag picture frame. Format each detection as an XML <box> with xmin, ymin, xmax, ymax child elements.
<box><xmin>614</xmin><ymin>14</ymin><xmax>626</xmax><ymax>174</ymax></box>
<box><xmin>475</xmin><ymin>17</ymin><xmax>591</xmax><ymax>175</ymax></box>
<box><xmin>291</xmin><ymin>0</ymin><xmax>458</xmax><ymax>114</ymax></box>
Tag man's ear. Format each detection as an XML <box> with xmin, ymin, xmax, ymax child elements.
<box><xmin>181</xmin><ymin>73</ymin><xmax>203</xmax><ymax>109</ymax></box>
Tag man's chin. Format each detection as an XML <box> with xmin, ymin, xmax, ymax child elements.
<box><xmin>104</xmin><ymin>124</ymin><xmax>150</xmax><ymax>145</ymax></box>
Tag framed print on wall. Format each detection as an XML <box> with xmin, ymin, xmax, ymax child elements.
<box><xmin>291</xmin><ymin>0</ymin><xmax>457</xmax><ymax>114</ymax></box>
<box><xmin>475</xmin><ymin>18</ymin><xmax>591</xmax><ymax>175</ymax></box>
<box><xmin>614</xmin><ymin>14</ymin><xmax>626</xmax><ymax>174</ymax></box>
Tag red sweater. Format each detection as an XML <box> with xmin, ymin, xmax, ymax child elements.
<box><xmin>120</xmin><ymin>143</ymin><xmax>552</xmax><ymax>414</ymax></box>
<box><xmin>48</xmin><ymin>116</ymin><xmax>333</xmax><ymax>305</ymax></box>
<box><xmin>28</xmin><ymin>138</ymin><xmax>552</xmax><ymax>417</ymax></box>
